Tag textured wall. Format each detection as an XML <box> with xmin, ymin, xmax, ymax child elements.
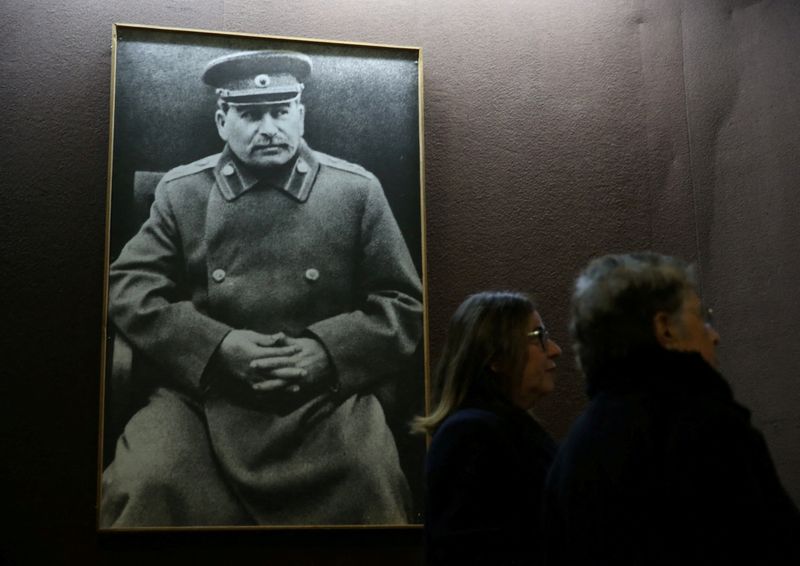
<box><xmin>2</xmin><ymin>0</ymin><xmax>798</xmax><ymax>562</ymax></box>
<box><xmin>681</xmin><ymin>0</ymin><xmax>800</xmax><ymax>503</ymax></box>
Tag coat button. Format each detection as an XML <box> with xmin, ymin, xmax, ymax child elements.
<box><xmin>296</xmin><ymin>159</ymin><xmax>309</xmax><ymax>174</ymax></box>
<box><xmin>304</xmin><ymin>268</ymin><xmax>320</xmax><ymax>282</ymax></box>
<box><xmin>212</xmin><ymin>268</ymin><xmax>226</xmax><ymax>283</ymax></box>
<box><xmin>221</xmin><ymin>164</ymin><xmax>235</xmax><ymax>176</ymax></box>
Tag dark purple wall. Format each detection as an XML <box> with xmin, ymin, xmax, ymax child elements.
<box><xmin>2</xmin><ymin>0</ymin><xmax>798</xmax><ymax>562</ymax></box>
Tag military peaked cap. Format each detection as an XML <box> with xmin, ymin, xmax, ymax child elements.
<box><xmin>202</xmin><ymin>50</ymin><xmax>313</xmax><ymax>105</ymax></box>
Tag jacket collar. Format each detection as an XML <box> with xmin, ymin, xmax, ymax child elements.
<box><xmin>460</xmin><ymin>375</ymin><xmax>556</xmax><ymax>452</ymax></box>
<box><xmin>213</xmin><ymin>139</ymin><xmax>319</xmax><ymax>203</ymax></box>
<box><xmin>587</xmin><ymin>347</ymin><xmax>733</xmax><ymax>402</ymax></box>
<box><xmin>463</xmin><ymin>375</ymin><xmax>538</xmax><ymax>425</ymax></box>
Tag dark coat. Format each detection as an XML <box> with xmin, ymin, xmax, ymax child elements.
<box><xmin>425</xmin><ymin>379</ymin><xmax>557</xmax><ymax>565</ymax></box>
<box><xmin>102</xmin><ymin>141</ymin><xmax>423</xmax><ymax>526</ymax></box>
<box><xmin>543</xmin><ymin>348</ymin><xmax>800</xmax><ymax>565</ymax></box>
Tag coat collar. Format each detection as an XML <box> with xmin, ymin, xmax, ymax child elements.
<box><xmin>587</xmin><ymin>347</ymin><xmax>733</xmax><ymax>403</ymax></box>
<box><xmin>213</xmin><ymin>139</ymin><xmax>319</xmax><ymax>203</ymax></box>
<box><xmin>463</xmin><ymin>375</ymin><xmax>540</xmax><ymax>427</ymax></box>
<box><xmin>459</xmin><ymin>375</ymin><xmax>557</xmax><ymax>454</ymax></box>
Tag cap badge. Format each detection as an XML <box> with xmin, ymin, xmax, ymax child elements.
<box><xmin>254</xmin><ymin>74</ymin><xmax>271</xmax><ymax>88</ymax></box>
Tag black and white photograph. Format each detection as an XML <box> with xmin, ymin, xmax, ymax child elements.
<box><xmin>98</xmin><ymin>24</ymin><xmax>427</xmax><ymax>530</ymax></box>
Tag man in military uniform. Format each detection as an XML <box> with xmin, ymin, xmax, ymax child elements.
<box><xmin>100</xmin><ymin>51</ymin><xmax>423</xmax><ymax>527</ymax></box>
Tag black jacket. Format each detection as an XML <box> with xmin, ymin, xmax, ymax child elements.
<box><xmin>425</xmin><ymin>379</ymin><xmax>557</xmax><ymax>565</ymax></box>
<box><xmin>543</xmin><ymin>348</ymin><xmax>800</xmax><ymax>565</ymax></box>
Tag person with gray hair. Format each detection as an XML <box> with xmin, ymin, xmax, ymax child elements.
<box><xmin>543</xmin><ymin>252</ymin><xmax>799</xmax><ymax>565</ymax></box>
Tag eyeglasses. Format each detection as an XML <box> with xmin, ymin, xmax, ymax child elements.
<box><xmin>703</xmin><ymin>306</ymin><xmax>714</xmax><ymax>325</ymax></box>
<box><xmin>527</xmin><ymin>326</ymin><xmax>550</xmax><ymax>351</ymax></box>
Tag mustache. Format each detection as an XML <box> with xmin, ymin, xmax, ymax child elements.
<box><xmin>252</xmin><ymin>139</ymin><xmax>289</xmax><ymax>147</ymax></box>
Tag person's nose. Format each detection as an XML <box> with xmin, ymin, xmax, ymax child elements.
<box><xmin>548</xmin><ymin>339</ymin><xmax>562</xmax><ymax>358</ymax></box>
<box><xmin>257</xmin><ymin>113</ymin><xmax>279</xmax><ymax>137</ymax></box>
<box><xmin>708</xmin><ymin>325</ymin><xmax>721</xmax><ymax>345</ymax></box>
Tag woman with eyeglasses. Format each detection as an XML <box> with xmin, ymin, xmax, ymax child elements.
<box><xmin>414</xmin><ymin>291</ymin><xmax>562</xmax><ymax>566</ymax></box>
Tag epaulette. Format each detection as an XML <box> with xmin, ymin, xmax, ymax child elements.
<box><xmin>314</xmin><ymin>151</ymin><xmax>376</xmax><ymax>181</ymax></box>
<box><xmin>160</xmin><ymin>153</ymin><xmax>221</xmax><ymax>183</ymax></box>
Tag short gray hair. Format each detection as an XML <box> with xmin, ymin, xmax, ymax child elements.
<box><xmin>570</xmin><ymin>252</ymin><xmax>696</xmax><ymax>378</ymax></box>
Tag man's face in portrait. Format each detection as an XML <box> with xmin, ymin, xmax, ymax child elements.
<box><xmin>216</xmin><ymin>100</ymin><xmax>305</xmax><ymax>169</ymax></box>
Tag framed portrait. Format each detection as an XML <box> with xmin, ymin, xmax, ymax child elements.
<box><xmin>98</xmin><ymin>24</ymin><xmax>428</xmax><ymax>530</ymax></box>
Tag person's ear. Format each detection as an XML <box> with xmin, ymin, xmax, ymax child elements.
<box><xmin>653</xmin><ymin>311</ymin><xmax>678</xmax><ymax>348</ymax></box>
<box><xmin>490</xmin><ymin>353</ymin><xmax>514</xmax><ymax>376</ymax></box>
<box><xmin>215</xmin><ymin>108</ymin><xmax>228</xmax><ymax>140</ymax></box>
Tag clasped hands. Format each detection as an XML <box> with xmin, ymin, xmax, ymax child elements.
<box><xmin>216</xmin><ymin>329</ymin><xmax>333</xmax><ymax>393</ymax></box>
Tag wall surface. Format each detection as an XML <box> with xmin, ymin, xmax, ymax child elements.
<box><xmin>2</xmin><ymin>0</ymin><xmax>798</xmax><ymax>563</ymax></box>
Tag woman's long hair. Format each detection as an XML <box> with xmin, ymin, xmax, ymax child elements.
<box><xmin>412</xmin><ymin>291</ymin><xmax>535</xmax><ymax>434</ymax></box>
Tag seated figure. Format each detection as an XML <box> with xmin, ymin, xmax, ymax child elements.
<box><xmin>100</xmin><ymin>49</ymin><xmax>423</xmax><ymax>527</ymax></box>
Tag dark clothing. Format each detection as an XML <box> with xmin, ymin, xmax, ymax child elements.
<box><xmin>101</xmin><ymin>141</ymin><xmax>422</xmax><ymax>527</ymax></box>
<box><xmin>426</xmin><ymin>380</ymin><xmax>557</xmax><ymax>565</ymax></box>
<box><xmin>544</xmin><ymin>348</ymin><xmax>800</xmax><ymax>565</ymax></box>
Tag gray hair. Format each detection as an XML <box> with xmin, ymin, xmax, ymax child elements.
<box><xmin>570</xmin><ymin>252</ymin><xmax>697</xmax><ymax>378</ymax></box>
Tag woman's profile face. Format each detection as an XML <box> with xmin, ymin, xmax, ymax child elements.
<box><xmin>509</xmin><ymin>311</ymin><xmax>562</xmax><ymax>410</ymax></box>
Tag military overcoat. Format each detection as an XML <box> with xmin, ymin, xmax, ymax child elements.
<box><xmin>102</xmin><ymin>140</ymin><xmax>423</xmax><ymax>526</ymax></box>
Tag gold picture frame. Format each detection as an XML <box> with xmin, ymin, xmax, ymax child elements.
<box><xmin>98</xmin><ymin>23</ymin><xmax>428</xmax><ymax>531</ymax></box>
